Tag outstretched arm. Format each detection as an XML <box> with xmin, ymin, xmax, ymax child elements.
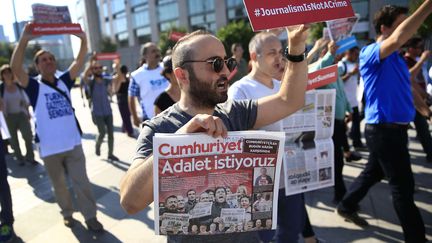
<box><xmin>10</xmin><ymin>23</ymin><xmax>38</xmax><ymax>88</ymax></box>
<box><xmin>380</xmin><ymin>0</ymin><xmax>432</xmax><ymax>59</ymax></box>
<box><xmin>69</xmin><ymin>32</ymin><xmax>88</xmax><ymax>80</ymax></box>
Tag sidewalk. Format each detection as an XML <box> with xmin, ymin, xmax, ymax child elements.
<box><xmin>4</xmin><ymin>88</ymin><xmax>432</xmax><ymax>243</ymax></box>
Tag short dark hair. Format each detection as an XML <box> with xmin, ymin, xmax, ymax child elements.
<box><xmin>165</xmin><ymin>195</ymin><xmax>177</xmax><ymax>203</ymax></box>
<box><xmin>403</xmin><ymin>37</ymin><xmax>424</xmax><ymax>49</ymax></box>
<box><xmin>373</xmin><ymin>5</ymin><xmax>408</xmax><ymax>35</ymax></box>
<box><xmin>161</xmin><ymin>55</ymin><xmax>173</xmax><ymax>79</ymax></box>
<box><xmin>172</xmin><ymin>30</ymin><xmax>212</xmax><ymax>69</ymax></box>
<box><xmin>231</xmin><ymin>43</ymin><xmax>242</xmax><ymax>54</ymax></box>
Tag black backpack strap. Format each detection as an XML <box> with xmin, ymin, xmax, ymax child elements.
<box><xmin>40</xmin><ymin>79</ymin><xmax>83</xmax><ymax>136</ymax></box>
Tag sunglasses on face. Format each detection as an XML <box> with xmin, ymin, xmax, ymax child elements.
<box><xmin>182</xmin><ymin>57</ymin><xmax>237</xmax><ymax>73</ymax></box>
<box><xmin>93</xmin><ymin>66</ymin><xmax>103</xmax><ymax>70</ymax></box>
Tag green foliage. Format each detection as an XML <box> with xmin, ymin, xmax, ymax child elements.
<box><xmin>409</xmin><ymin>0</ymin><xmax>432</xmax><ymax>37</ymax></box>
<box><xmin>0</xmin><ymin>56</ymin><xmax>9</xmax><ymax>66</ymax></box>
<box><xmin>158</xmin><ymin>26</ymin><xmax>188</xmax><ymax>56</ymax></box>
<box><xmin>309</xmin><ymin>22</ymin><xmax>325</xmax><ymax>42</ymax></box>
<box><xmin>216</xmin><ymin>20</ymin><xmax>254</xmax><ymax>61</ymax></box>
<box><xmin>0</xmin><ymin>42</ymin><xmax>13</xmax><ymax>63</ymax></box>
<box><xmin>100</xmin><ymin>36</ymin><xmax>117</xmax><ymax>52</ymax></box>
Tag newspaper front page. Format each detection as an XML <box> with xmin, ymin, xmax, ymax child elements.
<box><xmin>282</xmin><ymin>89</ymin><xmax>336</xmax><ymax>195</ymax></box>
<box><xmin>153</xmin><ymin>131</ymin><xmax>285</xmax><ymax>236</ymax></box>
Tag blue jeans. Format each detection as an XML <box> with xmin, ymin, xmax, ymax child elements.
<box><xmin>0</xmin><ymin>139</ymin><xmax>14</xmax><ymax>226</ymax></box>
<box><xmin>339</xmin><ymin>124</ymin><xmax>425</xmax><ymax>243</ymax></box>
<box><xmin>259</xmin><ymin>189</ymin><xmax>305</xmax><ymax>243</ymax></box>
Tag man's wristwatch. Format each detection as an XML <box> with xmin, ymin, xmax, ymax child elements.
<box><xmin>284</xmin><ymin>46</ymin><xmax>307</xmax><ymax>62</ymax></box>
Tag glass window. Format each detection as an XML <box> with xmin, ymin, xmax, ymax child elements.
<box><xmin>226</xmin><ymin>0</ymin><xmax>243</xmax><ymax>7</ymax></box>
<box><xmin>132</xmin><ymin>9</ymin><xmax>150</xmax><ymax>28</ymax></box>
<box><xmin>113</xmin><ymin>13</ymin><xmax>127</xmax><ymax>33</ymax></box>
<box><xmin>116</xmin><ymin>32</ymin><xmax>129</xmax><ymax>47</ymax></box>
<box><xmin>130</xmin><ymin>0</ymin><xmax>148</xmax><ymax>7</ymax></box>
<box><xmin>188</xmin><ymin>0</ymin><xmax>214</xmax><ymax>15</ymax></box>
<box><xmin>111</xmin><ymin>0</ymin><xmax>125</xmax><ymax>13</ymax></box>
<box><xmin>158</xmin><ymin>0</ymin><xmax>176</xmax><ymax>4</ymax></box>
<box><xmin>158</xmin><ymin>2</ymin><xmax>179</xmax><ymax>22</ymax></box>
<box><xmin>103</xmin><ymin>2</ymin><xmax>109</xmax><ymax>18</ymax></box>
<box><xmin>351</xmin><ymin>1</ymin><xmax>368</xmax><ymax>21</ymax></box>
<box><xmin>104</xmin><ymin>21</ymin><xmax>111</xmax><ymax>36</ymax></box>
<box><xmin>226</xmin><ymin>0</ymin><xmax>247</xmax><ymax>21</ymax></box>
<box><xmin>159</xmin><ymin>20</ymin><xmax>179</xmax><ymax>32</ymax></box>
<box><xmin>136</xmin><ymin>26</ymin><xmax>151</xmax><ymax>44</ymax></box>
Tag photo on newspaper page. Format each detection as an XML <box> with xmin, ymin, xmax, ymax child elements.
<box><xmin>281</xmin><ymin>89</ymin><xmax>336</xmax><ymax>196</ymax></box>
<box><xmin>153</xmin><ymin>131</ymin><xmax>284</xmax><ymax>235</ymax></box>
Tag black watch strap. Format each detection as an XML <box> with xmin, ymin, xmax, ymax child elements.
<box><xmin>284</xmin><ymin>46</ymin><xmax>307</xmax><ymax>62</ymax></box>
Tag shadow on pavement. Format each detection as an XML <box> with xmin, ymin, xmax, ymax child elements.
<box><xmin>69</xmin><ymin>221</ymin><xmax>122</xmax><ymax>243</ymax></box>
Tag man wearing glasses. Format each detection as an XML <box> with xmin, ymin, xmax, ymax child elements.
<box><xmin>120</xmin><ymin>25</ymin><xmax>309</xmax><ymax>242</ymax></box>
<box><xmin>82</xmin><ymin>55</ymin><xmax>120</xmax><ymax>161</ymax></box>
<box><xmin>128</xmin><ymin>42</ymin><xmax>168</xmax><ymax>126</ymax></box>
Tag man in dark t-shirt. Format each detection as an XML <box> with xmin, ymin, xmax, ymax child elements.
<box><xmin>120</xmin><ymin>26</ymin><xmax>310</xmax><ymax>242</ymax></box>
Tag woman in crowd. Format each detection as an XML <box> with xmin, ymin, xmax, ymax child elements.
<box><xmin>112</xmin><ymin>63</ymin><xmax>134</xmax><ymax>137</ymax></box>
<box><xmin>0</xmin><ymin>64</ymin><xmax>37</xmax><ymax>165</ymax></box>
<box><xmin>154</xmin><ymin>56</ymin><xmax>180</xmax><ymax>115</ymax></box>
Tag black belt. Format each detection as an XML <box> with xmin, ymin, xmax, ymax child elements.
<box><xmin>366</xmin><ymin>123</ymin><xmax>409</xmax><ymax>129</ymax></box>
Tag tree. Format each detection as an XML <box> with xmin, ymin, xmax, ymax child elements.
<box><xmin>216</xmin><ymin>20</ymin><xmax>254</xmax><ymax>61</ymax></box>
<box><xmin>0</xmin><ymin>42</ymin><xmax>13</xmax><ymax>62</ymax></box>
<box><xmin>158</xmin><ymin>26</ymin><xmax>188</xmax><ymax>56</ymax></box>
<box><xmin>409</xmin><ymin>0</ymin><xmax>432</xmax><ymax>38</ymax></box>
<box><xmin>100</xmin><ymin>36</ymin><xmax>117</xmax><ymax>53</ymax></box>
<box><xmin>309</xmin><ymin>22</ymin><xmax>325</xmax><ymax>42</ymax></box>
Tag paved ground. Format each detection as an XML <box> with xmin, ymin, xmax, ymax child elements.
<box><xmin>4</xmin><ymin>87</ymin><xmax>432</xmax><ymax>243</ymax></box>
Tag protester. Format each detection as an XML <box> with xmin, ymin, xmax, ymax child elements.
<box><xmin>403</xmin><ymin>37</ymin><xmax>432</xmax><ymax>163</ymax></box>
<box><xmin>128</xmin><ymin>42</ymin><xmax>168</xmax><ymax>125</ymax></box>
<box><xmin>184</xmin><ymin>189</ymin><xmax>197</xmax><ymax>212</ymax></box>
<box><xmin>112</xmin><ymin>64</ymin><xmax>134</xmax><ymax>137</ymax></box>
<box><xmin>0</xmin><ymin>112</ymin><xmax>15</xmax><ymax>242</ymax></box>
<box><xmin>339</xmin><ymin>47</ymin><xmax>366</xmax><ymax>150</ymax></box>
<box><xmin>83</xmin><ymin>55</ymin><xmax>119</xmax><ymax>161</ymax></box>
<box><xmin>154</xmin><ymin>55</ymin><xmax>180</xmax><ymax>115</ymax></box>
<box><xmin>228</xmin><ymin>30</ymin><xmax>306</xmax><ymax>243</ymax></box>
<box><xmin>120</xmin><ymin>25</ymin><xmax>309</xmax><ymax>242</ymax></box>
<box><xmin>229</xmin><ymin>43</ymin><xmax>249</xmax><ymax>85</ymax></box>
<box><xmin>10</xmin><ymin>23</ymin><xmax>104</xmax><ymax>232</ymax></box>
<box><xmin>0</xmin><ymin>65</ymin><xmax>37</xmax><ymax>166</ymax></box>
<box><xmin>337</xmin><ymin>3</ymin><xmax>432</xmax><ymax>242</ymax></box>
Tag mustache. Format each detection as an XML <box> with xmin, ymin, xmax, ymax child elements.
<box><xmin>217</xmin><ymin>76</ymin><xmax>228</xmax><ymax>82</ymax></box>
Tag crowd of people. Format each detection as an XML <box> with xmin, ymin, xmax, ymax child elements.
<box><xmin>1</xmin><ymin>1</ymin><xmax>432</xmax><ymax>243</ymax></box>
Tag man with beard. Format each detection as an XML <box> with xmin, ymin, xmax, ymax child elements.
<box><xmin>83</xmin><ymin>56</ymin><xmax>119</xmax><ymax>161</ymax></box>
<box><xmin>184</xmin><ymin>189</ymin><xmax>197</xmax><ymax>212</ymax></box>
<box><xmin>129</xmin><ymin>42</ymin><xmax>168</xmax><ymax>125</ymax></box>
<box><xmin>120</xmin><ymin>25</ymin><xmax>309</xmax><ymax>242</ymax></box>
<box><xmin>164</xmin><ymin>195</ymin><xmax>178</xmax><ymax>213</ymax></box>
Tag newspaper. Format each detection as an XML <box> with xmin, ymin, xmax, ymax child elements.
<box><xmin>326</xmin><ymin>14</ymin><xmax>360</xmax><ymax>54</ymax></box>
<box><xmin>31</xmin><ymin>4</ymin><xmax>72</xmax><ymax>24</ymax></box>
<box><xmin>281</xmin><ymin>89</ymin><xmax>336</xmax><ymax>196</ymax></box>
<box><xmin>153</xmin><ymin>131</ymin><xmax>285</xmax><ymax>235</ymax></box>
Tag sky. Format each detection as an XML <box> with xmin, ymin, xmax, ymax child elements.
<box><xmin>0</xmin><ymin>0</ymin><xmax>78</xmax><ymax>42</ymax></box>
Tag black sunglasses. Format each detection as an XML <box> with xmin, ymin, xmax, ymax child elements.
<box><xmin>182</xmin><ymin>57</ymin><xmax>237</xmax><ymax>73</ymax></box>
